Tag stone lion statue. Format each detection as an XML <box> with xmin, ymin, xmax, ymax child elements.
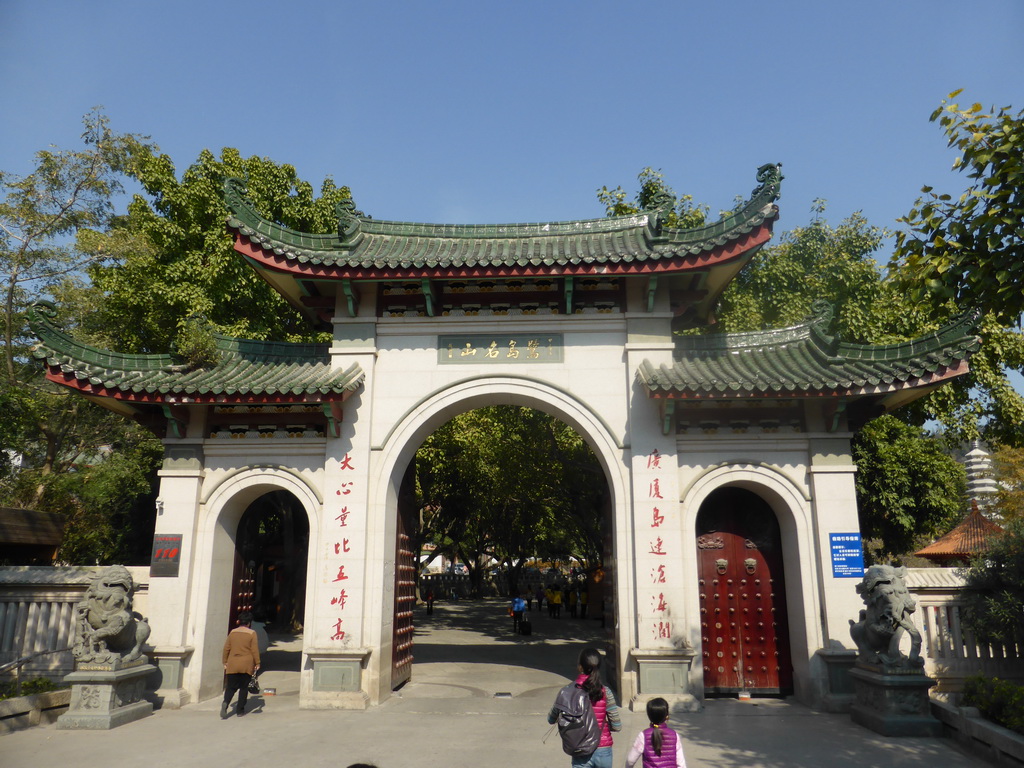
<box><xmin>72</xmin><ymin>565</ymin><xmax>151</xmax><ymax>665</ymax></box>
<box><xmin>849</xmin><ymin>564</ymin><xmax>923</xmax><ymax>668</ymax></box>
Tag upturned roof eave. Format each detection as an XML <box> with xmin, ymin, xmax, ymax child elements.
<box><xmin>636</xmin><ymin>305</ymin><xmax>981</xmax><ymax>403</ymax></box>
<box><xmin>223</xmin><ymin>165</ymin><xmax>783</xmax><ymax>280</ymax></box>
<box><xmin>230</xmin><ymin>216</ymin><xmax>777</xmax><ymax>283</ymax></box>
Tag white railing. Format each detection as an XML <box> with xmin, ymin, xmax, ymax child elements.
<box><xmin>907</xmin><ymin>567</ymin><xmax>1024</xmax><ymax>693</ymax></box>
<box><xmin>0</xmin><ymin>566</ymin><xmax>149</xmax><ymax>681</ymax></box>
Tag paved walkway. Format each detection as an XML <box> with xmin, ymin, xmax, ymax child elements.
<box><xmin>2</xmin><ymin>598</ymin><xmax>992</xmax><ymax>768</ymax></box>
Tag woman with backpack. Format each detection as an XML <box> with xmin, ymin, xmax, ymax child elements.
<box><xmin>547</xmin><ymin>646</ymin><xmax>621</xmax><ymax>767</ymax></box>
<box><xmin>624</xmin><ymin>697</ymin><xmax>687</xmax><ymax>768</ymax></box>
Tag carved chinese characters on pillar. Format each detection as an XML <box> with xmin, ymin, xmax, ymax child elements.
<box><xmin>329</xmin><ymin>453</ymin><xmax>360</xmax><ymax>643</ymax></box>
<box><xmin>643</xmin><ymin>448</ymin><xmax>673</xmax><ymax>642</ymax></box>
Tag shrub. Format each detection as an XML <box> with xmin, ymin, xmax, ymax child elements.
<box><xmin>0</xmin><ymin>677</ymin><xmax>67</xmax><ymax>701</ymax></box>
<box><xmin>963</xmin><ymin>675</ymin><xmax>1024</xmax><ymax>735</ymax></box>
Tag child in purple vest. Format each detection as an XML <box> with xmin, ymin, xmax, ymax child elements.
<box><xmin>624</xmin><ymin>697</ymin><xmax>686</xmax><ymax>768</ymax></box>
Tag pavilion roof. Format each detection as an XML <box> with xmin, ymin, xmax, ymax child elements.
<box><xmin>224</xmin><ymin>165</ymin><xmax>782</xmax><ymax>279</ymax></box>
<box><xmin>0</xmin><ymin>507</ymin><xmax>63</xmax><ymax>547</ymax></box>
<box><xmin>28</xmin><ymin>301</ymin><xmax>364</xmax><ymax>404</ymax></box>
<box><xmin>914</xmin><ymin>500</ymin><xmax>1004</xmax><ymax>563</ymax></box>
<box><xmin>637</xmin><ymin>301</ymin><xmax>981</xmax><ymax>408</ymax></box>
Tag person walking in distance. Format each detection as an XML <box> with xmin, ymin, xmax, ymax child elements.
<box><xmin>221</xmin><ymin>610</ymin><xmax>260</xmax><ymax>718</ymax></box>
<box><xmin>511</xmin><ymin>593</ymin><xmax>526</xmax><ymax>634</ymax></box>
<box><xmin>625</xmin><ymin>697</ymin><xmax>687</xmax><ymax>768</ymax></box>
<box><xmin>548</xmin><ymin>647</ymin><xmax>621</xmax><ymax>767</ymax></box>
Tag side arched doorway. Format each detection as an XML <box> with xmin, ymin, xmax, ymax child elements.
<box><xmin>231</xmin><ymin>490</ymin><xmax>310</xmax><ymax>633</ymax></box>
<box><xmin>696</xmin><ymin>486</ymin><xmax>793</xmax><ymax>696</ymax></box>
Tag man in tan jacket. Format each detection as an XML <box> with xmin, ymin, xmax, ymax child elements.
<box><xmin>221</xmin><ymin>611</ymin><xmax>260</xmax><ymax>718</ymax></box>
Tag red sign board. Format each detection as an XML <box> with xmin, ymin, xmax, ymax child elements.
<box><xmin>150</xmin><ymin>534</ymin><xmax>183</xmax><ymax>577</ymax></box>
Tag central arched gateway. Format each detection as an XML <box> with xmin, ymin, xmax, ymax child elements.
<box><xmin>28</xmin><ymin>166</ymin><xmax>981</xmax><ymax>712</ymax></box>
<box><xmin>369</xmin><ymin>377</ymin><xmax>631</xmax><ymax>698</ymax></box>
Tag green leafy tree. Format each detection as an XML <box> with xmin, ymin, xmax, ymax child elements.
<box><xmin>716</xmin><ymin>205</ymin><xmax>891</xmax><ymax>339</ymax></box>
<box><xmin>0</xmin><ymin>111</ymin><xmax>163</xmax><ymax>561</ymax></box>
<box><xmin>962</xmin><ymin>517</ymin><xmax>1024</xmax><ymax>643</ymax></box>
<box><xmin>851</xmin><ymin>415</ymin><xmax>967</xmax><ymax>563</ymax></box>
<box><xmin>597</xmin><ymin>167</ymin><xmax>709</xmax><ymax>229</ymax></box>
<box><xmin>894</xmin><ymin>91</ymin><xmax>1024</xmax><ymax>325</ymax></box>
<box><xmin>890</xmin><ymin>93</ymin><xmax>1024</xmax><ymax>445</ymax></box>
<box><xmin>88</xmin><ymin>147</ymin><xmax>356</xmax><ymax>352</ymax></box>
<box><xmin>414</xmin><ymin>406</ymin><xmax>606</xmax><ymax>595</ymax></box>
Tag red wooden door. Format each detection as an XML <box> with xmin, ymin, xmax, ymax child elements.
<box><xmin>391</xmin><ymin>465</ymin><xmax>417</xmax><ymax>688</ymax></box>
<box><xmin>229</xmin><ymin>550</ymin><xmax>255</xmax><ymax>631</ymax></box>
<box><xmin>696</xmin><ymin>488</ymin><xmax>793</xmax><ymax>695</ymax></box>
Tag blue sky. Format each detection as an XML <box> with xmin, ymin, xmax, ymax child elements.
<box><xmin>3</xmin><ymin>1</ymin><xmax>1023</xmax><ymax>247</ymax></box>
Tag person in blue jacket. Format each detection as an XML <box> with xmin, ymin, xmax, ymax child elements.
<box><xmin>511</xmin><ymin>593</ymin><xmax>526</xmax><ymax>633</ymax></box>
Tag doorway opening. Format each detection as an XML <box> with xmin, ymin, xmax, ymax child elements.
<box><xmin>696</xmin><ymin>486</ymin><xmax>793</xmax><ymax>697</ymax></box>
<box><xmin>392</xmin><ymin>404</ymin><xmax>614</xmax><ymax>695</ymax></box>
<box><xmin>231</xmin><ymin>490</ymin><xmax>309</xmax><ymax>694</ymax></box>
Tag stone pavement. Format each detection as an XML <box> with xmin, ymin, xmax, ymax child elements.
<box><xmin>2</xmin><ymin>598</ymin><xmax>992</xmax><ymax>768</ymax></box>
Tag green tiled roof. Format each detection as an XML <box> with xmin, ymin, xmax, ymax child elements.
<box><xmin>28</xmin><ymin>302</ymin><xmax>364</xmax><ymax>401</ymax></box>
<box><xmin>224</xmin><ymin>165</ymin><xmax>782</xmax><ymax>272</ymax></box>
<box><xmin>637</xmin><ymin>302</ymin><xmax>981</xmax><ymax>398</ymax></box>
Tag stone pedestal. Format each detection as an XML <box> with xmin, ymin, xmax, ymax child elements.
<box><xmin>848</xmin><ymin>664</ymin><xmax>941</xmax><ymax>737</ymax></box>
<box><xmin>148</xmin><ymin>646</ymin><xmax>194</xmax><ymax>709</ymax></box>
<box><xmin>57</xmin><ymin>658</ymin><xmax>156</xmax><ymax>730</ymax></box>
<box><xmin>816</xmin><ymin>648</ymin><xmax>857</xmax><ymax>713</ymax></box>
<box><xmin>302</xmin><ymin>648</ymin><xmax>371</xmax><ymax>710</ymax></box>
<box><xmin>628</xmin><ymin>647</ymin><xmax>700</xmax><ymax>712</ymax></box>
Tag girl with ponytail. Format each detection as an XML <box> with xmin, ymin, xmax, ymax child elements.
<box><xmin>625</xmin><ymin>697</ymin><xmax>687</xmax><ymax>768</ymax></box>
<box><xmin>547</xmin><ymin>647</ymin><xmax>621</xmax><ymax>767</ymax></box>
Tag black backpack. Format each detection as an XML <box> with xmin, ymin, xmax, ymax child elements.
<box><xmin>552</xmin><ymin>682</ymin><xmax>601</xmax><ymax>756</ymax></box>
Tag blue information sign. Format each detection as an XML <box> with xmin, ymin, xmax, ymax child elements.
<box><xmin>830</xmin><ymin>533</ymin><xmax>865</xmax><ymax>578</ymax></box>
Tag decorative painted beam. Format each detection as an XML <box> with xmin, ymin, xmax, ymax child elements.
<box><xmin>646</xmin><ymin>276</ymin><xmax>658</xmax><ymax>313</ymax></box>
<box><xmin>564</xmin><ymin>276</ymin><xmax>574</xmax><ymax>314</ymax></box>
<box><xmin>421</xmin><ymin>278</ymin><xmax>436</xmax><ymax>317</ymax></box>
<box><xmin>341</xmin><ymin>279</ymin><xmax>360</xmax><ymax>318</ymax></box>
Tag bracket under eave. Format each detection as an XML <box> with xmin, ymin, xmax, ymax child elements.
<box><xmin>646</xmin><ymin>276</ymin><xmax>658</xmax><ymax>313</ymax></box>
<box><xmin>161</xmin><ymin>404</ymin><xmax>189</xmax><ymax>439</ymax></box>
<box><xmin>826</xmin><ymin>397</ymin><xmax>848</xmax><ymax>433</ymax></box>
<box><xmin>322</xmin><ymin>400</ymin><xmax>344</xmax><ymax>438</ymax></box>
<box><xmin>659</xmin><ymin>399</ymin><xmax>676</xmax><ymax>436</ymax></box>
<box><xmin>341</xmin><ymin>279</ymin><xmax>360</xmax><ymax>318</ymax></box>
<box><xmin>421</xmin><ymin>279</ymin><xmax>435</xmax><ymax>317</ymax></box>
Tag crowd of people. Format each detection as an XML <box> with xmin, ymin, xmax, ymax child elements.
<box><xmin>527</xmin><ymin>583</ymin><xmax>589</xmax><ymax>618</ymax></box>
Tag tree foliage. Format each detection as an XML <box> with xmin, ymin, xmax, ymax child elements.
<box><xmin>851</xmin><ymin>415</ymin><xmax>966</xmax><ymax>563</ymax></box>
<box><xmin>888</xmin><ymin>93</ymin><xmax>1024</xmax><ymax>446</ymax></box>
<box><xmin>414</xmin><ymin>406</ymin><xmax>606</xmax><ymax>594</ymax></box>
<box><xmin>0</xmin><ymin>111</ymin><xmax>163</xmax><ymax>562</ymax></box>
<box><xmin>597</xmin><ymin>167</ymin><xmax>709</xmax><ymax>229</ymax></box>
<box><xmin>894</xmin><ymin>91</ymin><xmax>1024</xmax><ymax>325</ymax></box>
<box><xmin>716</xmin><ymin>206</ymin><xmax>891</xmax><ymax>339</ymax></box>
<box><xmin>88</xmin><ymin>147</ymin><xmax>356</xmax><ymax>353</ymax></box>
<box><xmin>962</xmin><ymin>517</ymin><xmax>1024</xmax><ymax>643</ymax></box>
